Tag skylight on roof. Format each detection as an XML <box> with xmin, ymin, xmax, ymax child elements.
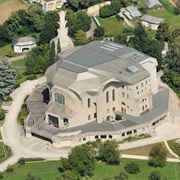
<box><xmin>100</xmin><ymin>42</ymin><xmax>123</xmax><ymax>52</ymax></box>
<box><xmin>131</xmin><ymin>52</ymin><xmax>143</xmax><ymax>60</ymax></box>
<box><xmin>126</xmin><ymin>65</ymin><xmax>139</xmax><ymax>74</ymax></box>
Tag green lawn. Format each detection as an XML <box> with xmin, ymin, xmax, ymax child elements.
<box><xmin>0</xmin><ymin>142</ymin><xmax>4</xmax><ymax>156</ymax></box>
<box><xmin>167</xmin><ymin>139</ymin><xmax>180</xmax><ymax>157</ymax></box>
<box><xmin>0</xmin><ymin>44</ymin><xmax>21</xmax><ymax>58</ymax></box>
<box><xmin>147</xmin><ymin>8</ymin><xmax>180</xmax><ymax>32</ymax></box>
<box><xmin>11</xmin><ymin>58</ymin><xmax>26</xmax><ymax>66</ymax></box>
<box><xmin>2</xmin><ymin>159</ymin><xmax>180</xmax><ymax>180</ymax></box>
<box><xmin>97</xmin><ymin>16</ymin><xmax>131</xmax><ymax>36</ymax></box>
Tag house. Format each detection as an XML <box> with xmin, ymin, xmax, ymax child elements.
<box><xmin>143</xmin><ymin>0</ymin><xmax>163</xmax><ymax>9</ymax></box>
<box><xmin>12</xmin><ymin>37</ymin><xmax>36</xmax><ymax>53</ymax></box>
<box><xmin>40</xmin><ymin>0</ymin><xmax>66</xmax><ymax>12</ymax></box>
<box><xmin>140</xmin><ymin>15</ymin><xmax>164</xmax><ymax>30</ymax></box>
<box><xmin>126</xmin><ymin>6</ymin><xmax>142</xmax><ymax>19</ymax></box>
<box><xmin>25</xmin><ymin>41</ymin><xmax>170</xmax><ymax>148</ymax></box>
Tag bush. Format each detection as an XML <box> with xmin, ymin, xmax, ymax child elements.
<box><xmin>6</xmin><ymin>165</ymin><xmax>13</xmax><ymax>172</ymax></box>
<box><xmin>0</xmin><ymin>172</ymin><xmax>3</xmax><ymax>179</ymax></box>
<box><xmin>149</xmin><ymin>170</ymin><xmax>161</xmax><ymax>180</ymax></box>
<box><xmin>27</xmin><ymin>74</ymin><xmax>37</xmax><ymax>80</ymax></box>
<box><xmin>18</xmin><ymin>158</ymin><xmax>25</xmax><ymax>165</ymax></box>
<box><xmin>0</xmin><ymin>109</ymin><xmax>5</xmax><ymax>121</ymax></box>
<box><xmin>124</xmin><ymin>161</ymin><xmax>140</xmax><ymax>174</ymax></box>
<box><xmin>94</xmin><ymin>26</ymin><xmax>105</xmax><ymax>37</ymax></box>
<box><xmin>115</xmin><ymin>114</ymin><xmax>122</xmax><ymax>120</ymax></box>
<box><xmin>114</xmin><ymin>171</ymin><xmax>128</xmax><ymax>180</ymax></box>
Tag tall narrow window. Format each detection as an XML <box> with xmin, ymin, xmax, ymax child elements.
<box><xmin>88</xmin><ymin>98</ymin><xmax>90</xmax><ymax>108</ymax></box>
<box><xmin>106</xmin><ymin>91</ymin><xmax>109</xmax><ymax>103</ymax></box>
<box><xmin>55</xmin><ymin>93</ymin><xmax>65</xmax><ymax>105</ymax></box>
<box><xmin>112</xmin><ymin>89</ymin><xmax>115</xmax><ymax>101</ymax></box>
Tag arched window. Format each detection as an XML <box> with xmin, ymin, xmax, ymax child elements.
<box><xmin>55</xmin><ymin>93</ymin><xmax>65</xmax><ymax>105</ymax></box>
<box><xmin>88</xmin><ymin>98</ymin><xmax>90</xmax><ymax>108</ymax></box>
<box><xmin>112</xmin><ymin>89</ymin><xmax>115</xmax><ymax>101</ymax></box>
<box><xmin>106</xmin><ymin>91</ymin><xmax>109</xmax><ymax>103</ymax></box>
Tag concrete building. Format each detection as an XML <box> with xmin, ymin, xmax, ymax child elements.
<box><xmin>143</xmin><ymin>0</ymin><xmax>163</xmax><ymax>9</ymax></box>
<box><xmin>40</xmin><ymin>0</ymin><xmax>66</xmax><ymax>12</ymax></box>
<box><xmin>124</xmin><ymin>6</ymin><xmax>142</xmax><ymax>19</ymax></box>
<box><xmin>25</xmin><ymin>41</ymin><xmax>170</xmax><ymax>148</ymax></box>
<box><xmin>12</xmin><ymin>37</ymin><xmax>36</xmax><ymax>53</ymax></box>
<box><xmin>140</xmin><ymin>15</ymin><xmax>164</xmax><ymax>30</ymax></box>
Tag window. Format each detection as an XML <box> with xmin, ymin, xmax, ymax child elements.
<box><xmin>121</xmin><ymin>102</ymin><xmax>125</xmax><ymax>105</ymax></box>
<box><xmin>83</xmin><ymin>138</ymin><xmax>86</xmax><ymax>141</ymax></box>
<box><xmin>55</xmin><ymin>93</ymin><xmax>65</xmax><ymax>105</ymax></box>
<box><xmin>122</xmin><ymin>92</ymin><xmax>125</xmax><ymax>98</ymax></box>
<box><xmin>100</xmin><ymin>135</ymin><xmax>107</xmax><ymax>139</ymax></box>
<box><xmin>134</xmin><ymin>130</ymin><xmax>137</xmax><ymax>133</ymax></box>
<box><xmin>106</xmin><ymin>91</ymin><xmax>109</xmax><ymax>103</ymax></box>
<box><xmin>109</xmin><ymin>135</ymin><xmax>113</xmax><ymax>139</ymax></box>
<box><xmin>88</xmin><ymin>115</ymin><xmax>91</xmax><ymax>120</ymax></box>
<box><xmin>88</xmin><ymin>98</ymin><xmax>90</xmax><ymax>108</ymax></box>
<box><xmin>112</xmin><ymin>89</ymin><xmax>115</xmax><ymax>101</ymax></box>
<box><xmin>122</xmin><ymin>85</ymin><xmax>124</xmax><ymax>89</ymax></box>
<box><xmin>113</xmin><ymin>107</ymin><xmax>116</xmax><ymax>111</ymax></box>
<box><xmin>146</xmin><ymin>81</ymin><xmax>148</xmax><ymax>84</ymax></box>
<box><xmin>48</xmin><ymin>115</ymin><xmax>59</xmax><ymax>128</ymax></box>
<box><xmin>94</xmin><ymin>113</ymin><xmax>97</xmax><ymax>118</ymax></box>
<box><xmin>136</xmin><ymin>86</ymin><xmax>138</xmax><ymax>90</ymax></box>
<box><xmin>95</xmin><ymin>135</ymin><xmax>98</xmax><ymax>139</ymax></box>
<box><xmin>127</xmin><ymin>94</ymin><xmax>129</xmax><ymax>99</ymax></box>
<box><xmin>141</xmin><ymin>83</ymin><xmax>143</xmax><ymax>87</ymax></box>
<box><xmin>63</xmin><ymin>118</ymin><xmax>69</xmax><ymax>125</ymax></box>
<box><xmin>127</xmin><ymin>131</ymin><xmax>132</xmax><ymax>135</ymax></box>
<box><xmin>122</xmin><ymin>133</ymin><xmax>125</xmax><ymax>137</ymax></box>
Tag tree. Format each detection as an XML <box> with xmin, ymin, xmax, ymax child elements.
<box><xmin>76</xmin><ymin>11</ymin><xmax>91</xmax><ymax>32</ymax></box>
<box><xmin>39</xmin><ymin>11</ymin><xmax>59</xmax><ymax>44</ymax></box>
<box><xmin>25</xmin><ymin>172</ymin><xmax>41</xmax><ymax>180</ymax></box>
<box><xmin>61</xmin><ymin>170</ymin><xmax>78</xmax><ymax>180</ymax></box>
<box><xmin>27</xmin><ymin>4</ymin><xmax>45</xmax><ymax>32</ymax></box>
<box><xmin>149</xmin><ymin>170</ymin><xmax>161</xmax><ymax>180</ymax></box>
<box><xmin>94</xmin><ymin>26</ymin><xmax>105</xmax><ymax>37</ymax></box>
<box><xmin>74</xmin><ymin>30</ymin><xmax>90</xmax><ymax>46</ymax></box>
<box><xmin>124</xmin><ymin>161</ymin><xmax>140</xmax><ymax>174</ymax></box>
<box><xmin>25</xmin><ymin>44</ymin><xmax>50</xmax><ymax>75</ymax></box>
<box><xmin>0</xmin><ymin>172</ymin><xmax>3</xmax><ymax>179</ymax></box>
<box><xmin>61</xmin><ymin>144</ymin><xmax>95</xmax><ymax>177</ymax></box>
<box><xmin>49</xmin><ymin>41</ymin><xmax>56</xmax><ymax>66</ymax></box>
<box><xmin>155</xmin><ymin>22</ymin><xmax>171</xmax><ymax>42</ymax></box>
<box><xmin>98</xmin><ymin>140</ymin><xmax>121</xmax><ymax>165</ymax></box>
<box><xmin>148</xmin><ymin>144</ymin><xmax>167</xmax><ymax>168</ymax></box>
<box><xmin>0</xmin><ymin>59</ymin><xmax>16</xmax><ymax>100</ymax></box>
<box><xmin>57</xmin><ymin>38</ymin><xmax>61</xmax><ymax>53</ymax></box>
<box><xmin>114</xmin><ymin>34</ymin><xmax>127</xmax><ymax>45</ymax></box>
<box><xmin>114</xmin><ymin>171</ymin><xmax>128</xmax><ymax>180</ymax></box>
<box><xmin>111</xmin><ymin>0</ymin><xmax>121</xmax><ymax>14</ymax></box>
<box><xmin>99</xmin><ymin>5</ymin><xmax>114</xmax><ymax>18</ymax></box>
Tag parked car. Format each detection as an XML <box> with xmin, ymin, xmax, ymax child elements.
<box><xmin>4</xmin><ymin>101</ymin><xmax>12</xmax><ymax>106</ymax></box>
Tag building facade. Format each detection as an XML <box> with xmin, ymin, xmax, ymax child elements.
<box><xmin>25</xmin><ymin>41</ymin><xmax>169</xmax><ymax>148</ymax></box>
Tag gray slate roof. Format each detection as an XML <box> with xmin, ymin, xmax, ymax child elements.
<box><xmin>12</xmin><ymin>37</ymin><xmax>36</xmax><ymax>45</ymax></box>
<box><xmin>45</xmin><ymin>41</ymin><xmax>151</xmax><ymax>93</ymax></box>
<box><xmin>143</xmin><ymin>0</ymin><xmax>163</xmax><ymax>8</ymax></box>
<box><xmin>141</xmin><ymin>15</ymin><xmax>164</xmax><ymax>24</ymax></box>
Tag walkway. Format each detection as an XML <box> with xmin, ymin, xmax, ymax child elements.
<box><xmin>8</xmin><ymin>54</ymin><xmax>27</xmax><ymax>62</ymax></box>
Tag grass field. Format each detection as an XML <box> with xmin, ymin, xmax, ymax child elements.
<box><xmin>122</xmin><ymin>142</ymin><xmax>176</xmax><ymax>158</ymax></box>
<box><xmin>167</xmin><ymin>139</ymin><xmax>180</xmax><ymax>157</ymax></box>
<box><xmin>2</xmin><ymin>159</ymin><xmax>180</xmax><ymax>179</ymax></box>
<box><xmin>97</xmin><ymin>16</ymin><xmax>130</xmax><ymax>36</ymax></box>
<box><xmin>147</xmin><ymin>8</ymin><xmax>180</xmax><ymax>32</ymax></box>
<box><xmin>0</xmin><ymin>44</ymin><xmax>20</xmax><ymax>58</ymax></box>
<box><xmin>11</xmin><ymin>58</ymin><xmax>28</xmax><ymax>85</ymax></box>
<box><xmin>0</xmin><ymin>0</ymin><xmax>27</xmax><ymax>25</ymax></box>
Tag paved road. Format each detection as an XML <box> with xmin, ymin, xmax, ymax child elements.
<box><xmin>8</xmin><ymin>54</ymin><xmax>27</xmax><ymax>62</ymax></box>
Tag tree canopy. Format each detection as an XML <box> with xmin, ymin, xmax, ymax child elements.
<box><xmin>61</xmin><ymin>144</ymin><xmax>95</xmax><ymax>177</ymax></box>
<box><xmin>148</xmin><ymin>144</ymin><xmax>167</xmax><ymax>168</ymax></box>
<box><xmin>0</xmin><ymin>59</ymin><xmax>16</xmax><ymax>100</ymax></box>
<box><xmin>74</xmin><ymin>30</ymin><xmax>90</xmax><ymax>46</ymax></box>
<box><xmin>98</xmin><ymin>140</ymin><xmax>121</xmax><ymax>165</ymax></box>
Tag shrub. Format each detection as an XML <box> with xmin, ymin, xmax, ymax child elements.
<box><xmin>0</xmin><ymin>172</ymin><xmax>3</xmax><ymax>179</ymax></box>
<box><xmin>149</xmin><ymin>170</ymin><xmax>161</xmax><ymax>180</ymax></box>
<box><xmin>115</xmin><ymin>114</ymin><xmax>122</xmax><ymax>120</ymax></box>
<box><xmin>6</xmin><ymin>165</ymin><xmax>13</xmax><ymax>172</ymax></box>
<box><xmin>18</xmin><ymin>158</ymin><xmax>25</xmax><ymax>165</ymax></box>
<box><xmin>114</xmin><ymin>171</ymin><xmax>128</xmax><ymax>180</ymax></box>
<box><xmin>27</xmin><ymin>74</ymin><xmax>37</xmax><ymax>80</ymax></box>
<box><xmin>124</xmin><ymin>161</ymin><xmax>140</xmax><ymax>174</ymax></box>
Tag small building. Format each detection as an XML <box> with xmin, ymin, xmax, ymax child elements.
<box><xmin>126</xmin><ymin>6</ymin><xmax>142</xmax><ymax>19</ymax></box>
<box><xmin>143</xmin><ymin>0</ymin><xmax>163</xmax><ymax>9</ymax></box>
<box><xmin>40</xmin><ymin>0</ymin><xmax>66</xmax><ymax>12</ymax></box>
<box><xmin>140</xmin><ymin>15</ymin><xmax>164</xmax><ymax>30</ymax></box>
<box><xmin>12</xmin><ymin>37</ymin><xmax>36</xmax><ymax>53</ymax></box>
